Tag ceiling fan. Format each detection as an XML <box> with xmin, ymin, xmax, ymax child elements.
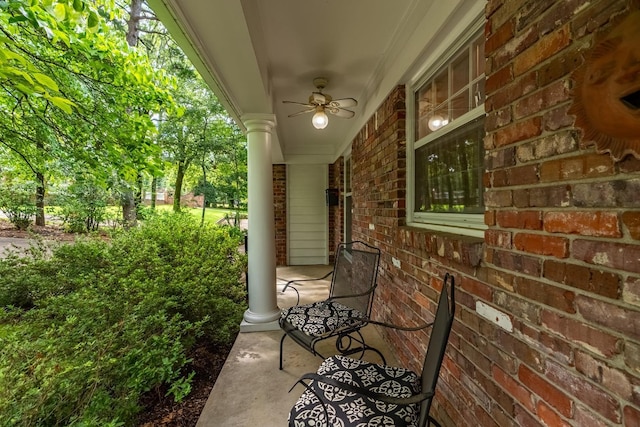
<box><xmin>283</xmin><ymin>77</ymin><xmax>357</xmax><ymax>129</ymax></box>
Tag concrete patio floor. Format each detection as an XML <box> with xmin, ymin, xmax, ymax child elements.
<box><xmin>196</xmin><ymin>265</ymin><xmax>399</xmax><ymax>427</ymax></box>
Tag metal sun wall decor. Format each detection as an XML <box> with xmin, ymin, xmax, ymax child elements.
<box><xmin>570</xmin><ymin>10</ymin><xmax>640</xmax><ymax>161</ymax></box>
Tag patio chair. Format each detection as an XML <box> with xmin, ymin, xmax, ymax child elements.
<box><xmin>279</xmin><ymin>241</ymin><xmax>382</xmax><ymax>370</ymax></box>
<box><xmin>288</xmin><ymin>273</ymin><xmax>456</xmax><ymax>427</ymax></box>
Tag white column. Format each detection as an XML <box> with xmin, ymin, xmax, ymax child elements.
<box><xmin>241</xmin><ymin>114</ymin><xmax>281</xmax><ymax>331</ymax></box>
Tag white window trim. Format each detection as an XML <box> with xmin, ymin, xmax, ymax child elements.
<box><xmin>406</xmin><ymin>14</ymin><xmax>486</xmax><ymax>239</ymax></box>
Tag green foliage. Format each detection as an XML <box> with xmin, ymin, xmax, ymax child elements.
<box><xmin>57</xmin><ymin>177</ymin><xmax>109</xmax><ymax>233</ymax></box>
<box><xmin>0</xmin><ymin>182</ymin><xmax>37</xmax><ymax>230</ymax></box>
<box><xmin>0</xmin><ymin>213</ymin><xmax>247</xmax><ymax>425</ymax></box>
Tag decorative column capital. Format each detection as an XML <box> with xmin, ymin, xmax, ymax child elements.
<box><xmin>242</xmin><ymin>113</ymin><xmax>276</xmax><ymax>133</ymax></box>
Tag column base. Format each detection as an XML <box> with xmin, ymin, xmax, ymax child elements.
<box><xmin>240</xmin><ymin>319</ymin><xmax>281</xmax><ymax>332</ymax></box>
<box><xmin>243</xmin><ymin>307</ymin><xmax>280</xmax><ymax>324</ymax></box>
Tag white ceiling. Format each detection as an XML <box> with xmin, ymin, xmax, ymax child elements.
<box><xmin>148</xmin><ymin>0</ymin><xmax>481</xmax><ymax>164</ymax></box>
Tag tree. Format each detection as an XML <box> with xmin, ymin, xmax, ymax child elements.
<box><xmin>0</xmin><ymin>0</ymin><xmax>174</xmax><ymax>225</ymax></box>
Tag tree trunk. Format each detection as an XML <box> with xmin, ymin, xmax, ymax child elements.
<box><xmin>122</xmin><ymin>191</ymin><xmax>136</xmax><ymax>228</ymax></box>
<box><xmin>151</xmin><ymin>176</ymin><xmax>157</xmax><ymax>209</ymax></box>
<box><xmin>173</xmin><ymin>161</ymin><xmax>185</xmax><ymax>213</ymax></box>
<box><xmin>200</xmin><ymin>156</ymin><xmax>206</xmax><ymax>226</ymax></box>
<box><xmin>126</xmin><ymin>0</ymin><xmax>143</xmax><ymax>47</ymax></box>
<box><xmin>135</xmin><ymin>172</ymin><xmax>143</xmax><ymax>219</ymax></box>
<box><xmin>35</xmin><ymin>171</ymin><xmax>45</xmax><ymax>226</ymax></box>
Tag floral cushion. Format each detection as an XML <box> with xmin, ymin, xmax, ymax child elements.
<box><xmin>289</xmin><ymin>355</ymin><xmax>420</xmax><ymax>426</ymax></box>
<box><xmin>281</xmin><ymin>301</ymin><xmax>366</xmax><ymax>337</ymax></box>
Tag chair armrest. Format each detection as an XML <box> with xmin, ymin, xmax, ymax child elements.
<box><xmin>280</xmin><ymin>270</ymin><xmax>334</xmax><ymax>305</ymax></box>
<box><xmin>336</xmin><ymin>315</ymin><xmax>434</xmax><ymax>332</ymax></box>
<box><xmin>294</xmin><ymin>373</ymin><xmax>434</xmax><ymax>405</ymax></box>
<box><xmin>281</xmin><ymin>270</ymin><xmax>334</xmax><ymax>293</ymax></box>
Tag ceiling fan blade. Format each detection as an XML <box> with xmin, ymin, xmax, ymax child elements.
<box><xmin>287</xmin><ymin>107</ymin><xmax>315</xmax><ymax>118</ymax></box>
<box><xmin>283</xmin><ymin>100</ymin><xmax>314</xmax><ymax>108</ymax></box>
<box><xmin>329</xmin><ymin>98</ymin><xmax>357</xmax><ymax>108</ymax></box>
<box><xmin>310</xmin><ymin>92</ymin><xmax>327</xmax><ymax>105</ymax></box>
<box><xmin>327</xmin><ymin>107</ymin><xmax>355</xmax><ymax>119</ymax></box>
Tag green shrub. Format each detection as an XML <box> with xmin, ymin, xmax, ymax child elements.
<box><xmin>0</xmin><ymin>182</ymin><xmax>37</xmax><ymax>230</ymax></box>
<box><xmin>57</xmin><ymin>179</ymin><xmax>108</xmax><ymax>233</ymax></box>
<box><xmin>0</xmin><ymin>213</ymin><xmax>247</xmax><ymax>425</ymax></box>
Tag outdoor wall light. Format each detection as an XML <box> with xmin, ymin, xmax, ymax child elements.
<box><xmin>312</xmin><ymin>107</ymin><xmax>329</xmax><ymax>129</ymax></box>
<box><xmin>428</xmin><ymin>114</ymin><xmax>449</xmax><ymax>131</ymax></box>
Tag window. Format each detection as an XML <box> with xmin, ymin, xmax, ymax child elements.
<box><xmin>409</xmin><ymin>29</ymin><xmax>486</xmax><ymax>236</ymax></box>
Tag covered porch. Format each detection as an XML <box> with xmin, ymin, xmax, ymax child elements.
<box><xmin>148</xmin><ymin>1</ymin><xmax>640</xmax><ymax>426</ymax></box>
<box><xmin>195</xmin><ymin>265</ymin><xmax>399</xmax><ymax>426</ymax></box>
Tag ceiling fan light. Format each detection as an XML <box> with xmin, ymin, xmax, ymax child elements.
<box><xmin>312</xmin><ymin>108</ymin><xmax>329</xmax><ymax>129</ymax></box>
<box><xmin>428</xmin><ymin>114</ymin><xmax>447</xmax><ymax>131</ymax></box>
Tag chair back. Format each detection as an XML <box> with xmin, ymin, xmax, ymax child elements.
<box><xmin>418</xmin><ymin>273</ymin><xmax>456</xmax><ymax>427</ymax></box>
<box><xmin>329</xmin><ymin>241</ymin><xmax>381</xmax><ymax>315</ymax></box>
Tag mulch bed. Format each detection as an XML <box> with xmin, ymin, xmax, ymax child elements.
<box><xmin>137</xmin><ymin>341</ymin><xmax>233</xmax><ymax>426</ymax></box>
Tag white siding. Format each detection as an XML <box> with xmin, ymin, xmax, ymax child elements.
<box><xmin>287</xmin><ymin>164</ymin><xmax>328</xmax><ymax>265</ymax></box>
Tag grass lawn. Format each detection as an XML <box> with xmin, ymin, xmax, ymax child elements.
<box><xmin>154</xmin><ymin>205</ymin><xmax>246</xmax><ymax>225</ymax></box>
<box><xmin>43</xmin><ymin>205</ymin><xmax>246</xmax><ymax>226</ymax></box>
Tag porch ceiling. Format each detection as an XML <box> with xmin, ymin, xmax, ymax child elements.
<box><xmin>147</xmin><ymin>0</ymin><xmax>478</xmax><ymax>164</ymax></box>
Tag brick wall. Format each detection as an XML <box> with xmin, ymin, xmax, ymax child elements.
<box><xmin>273</xmin><ymin>164</ymin><xmax>287</xmax><ymax>266</ymax></box>
<box><xmin>328</xmin><ymin>158</ymin><xmax>343</xmax><ymax>262</ymax></box>
<box><xmin>346</xmin><ymin>1</ymin><xmax>640</xmax><ymax>426</ymax></box>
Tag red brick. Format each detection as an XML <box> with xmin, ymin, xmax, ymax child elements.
<box><xmin>486</xmin><ymin>18</ymin><xmax>515</xmax><ymax>54</ymax></box>
<box><xmin>485</xmin><ymin>189</ymin><xmax>513</xmax><ymax>207</ymax></box>
<box><xmin>495</xmin><ymin>291</ymin><xmax>540</xmax><ymax>324</ymax></box>
<box><xmin>543</xmin><ymin>211</ymin><xmax>621</xmax><ymax>237</ymax></box>
<box><xmin>543</xmin><ymin>260</ymin><xmax>620</xmax><ymax>299</ymax></box>
<box><xmin>486</xmin><ymin>107</ymin><xmax>512</xmax><ymax>132</ymax></box>
<box><xmin>514</xmin><ymin>25</ymin><xmax>571</xmax><ymax>76</ymax></box>
<box><xmin>492</xmin><ymin>250</ymin><xmax>541</xmax><ymax>277</ymax></box>
<box><xmin>507</xmin><ymin>164</ymin><xmax>539</xmax><ymax>186</ymax></box>
<box><xmin>494</xmin><ymin>116</ymin><xmax>543</xmax><ymax>147</ymax></box>
<box><xmin>541</xmin><ymin>310</ymin><xmax>621</xmax><ymax>358</ymax></box>
<box><xmin>515</xmin><ymin>276</ymin><xmax>575</xmax><ymax>313</ymax></box>
<box><xmin>514</xmin><ymin>80</ymin><xmax>570</xmax><ymax>120</ymax></box>
<box><xmin>576</xmin><ymin>295</ymin><xmax>640</xmax><ymax>342</ymax></box>
<box><xmin>573</xmin><ymin>240</ymin><xmax>640</xmax><ymax>274</ymax></box>
<box><xmin>487</xmin><ymin>65</ymin><xmax>514</xmax><ymax>95</ymax></box>
<box><xmin>538</xmin><ymin>46</ymin><xmax>583</xmax><ymax>86</ymax></box>
<box><xmin>545</xmin><ymin>360</ymin><xmax>621</xmax><ymax>423</ymax></box>
<box><xmin>575</xmin><ymin>350</ymin><xmax>633</xmax><ymax>401</ymax></box>
<box><xmin>515</xmin><ymin>404</ymin><xmax>545</xmax><ymax>427</ymax></box>
<box><xmin>497</xmin><ymin>210</ymin><xmax>542</xmax><ymax>230</ymax></box>
<box><xmin>537</xmin><ymin>401</ymin><xmax>571</xmax><ymax>427</ymax></box>
<box><xmin>574</xmin><ymin>405</ymin><xmax>610</xmax><ymax>427</ymax></box>
<box><xmin>496</xmin><ymin>329</ymin><xmax>545</xmax><ymax>372</ymax></box>
<box><xmin>625</xmin><ymin>405</ymin><xmax>640</xmax><ymax>427</ymax></box>
<box><xmin>529</xmin><ymin>185</ymin><xmax>571</xmax><ymax>207</ymax></box>
<box><xmin>513</xmin><ymin>233</ymin><xmax>568</xmax><ymax>258</ymax></box>
<box><xmin>519</xmin><ymin>324</ymin><xmax>572</xmax><ymax>365</ymax></box>
<box><xmin>623</xmin><ymin>277</ymin><xmax>640</xmax><ymax>308</ymax></box>
<box><xmin>622</xmin><ymin>211</ymin><xmax>640</xmax><ymax>240</ymax></box>
<box><xmin>486</xmin><ymin>267</ymin><xmax>516</xmax><ymax>292</ymax></box>
<box><xmin>486</xmin><ymin>229</ymin><xmax>512</xmax><ymax>248</ymax></box>
<box><xmin>493</xmin><ymin>25</ymin><xmax>539</xmax><ymax>70</ymax></box>
<box><xmin>518</xmin><ymin>364</ymin><xmax>572</xmax><ymax>417</ymax></box>
<box><xmin>539</xmin><ymin>159</ymin><xmax>562</xmax><ymax>182</ymax></box>
<box><xmin>493</xmin><ymin>365</ymin><xmax>534</xmax><ymax>412</ymax></box>
<box><xmin>544</xmin><ymin>103</ymin><xmax>574</xmax><ymax>132</ymax></box>
<box><xmin>460</xmin><ymin>276</ymin><xmax>493</xmax><ymax>301</ymax></box>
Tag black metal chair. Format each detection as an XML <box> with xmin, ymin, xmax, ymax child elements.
<box><xmin>279</xmin><ymin>241</ymin><xmax>382</xmax><ymax>370</ymax></box>
<box><xmin>288</xmin><ymin>273</ymin><xmax>456</xmax><ymax>427</ymax></box>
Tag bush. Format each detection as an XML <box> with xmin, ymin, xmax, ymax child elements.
<box><xmin>57</xmin><ymin>179</ymin><xmax>108</xmax><ymax>233</ymax></box>
<box><xmin>0</xmin><ymin>213</ymin><xmax>247</xmax><ymax>425</ymax></box>
<box><xmin>0</xmin><ymin>182</ymin><xmax>37</xmax><ymax>230</ymax></box>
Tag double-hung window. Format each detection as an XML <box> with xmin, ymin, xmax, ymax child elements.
<box><xmin>409</xmin><ymin>28</ymin><xmax>486</xmax><ymax>237</ymax></box>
